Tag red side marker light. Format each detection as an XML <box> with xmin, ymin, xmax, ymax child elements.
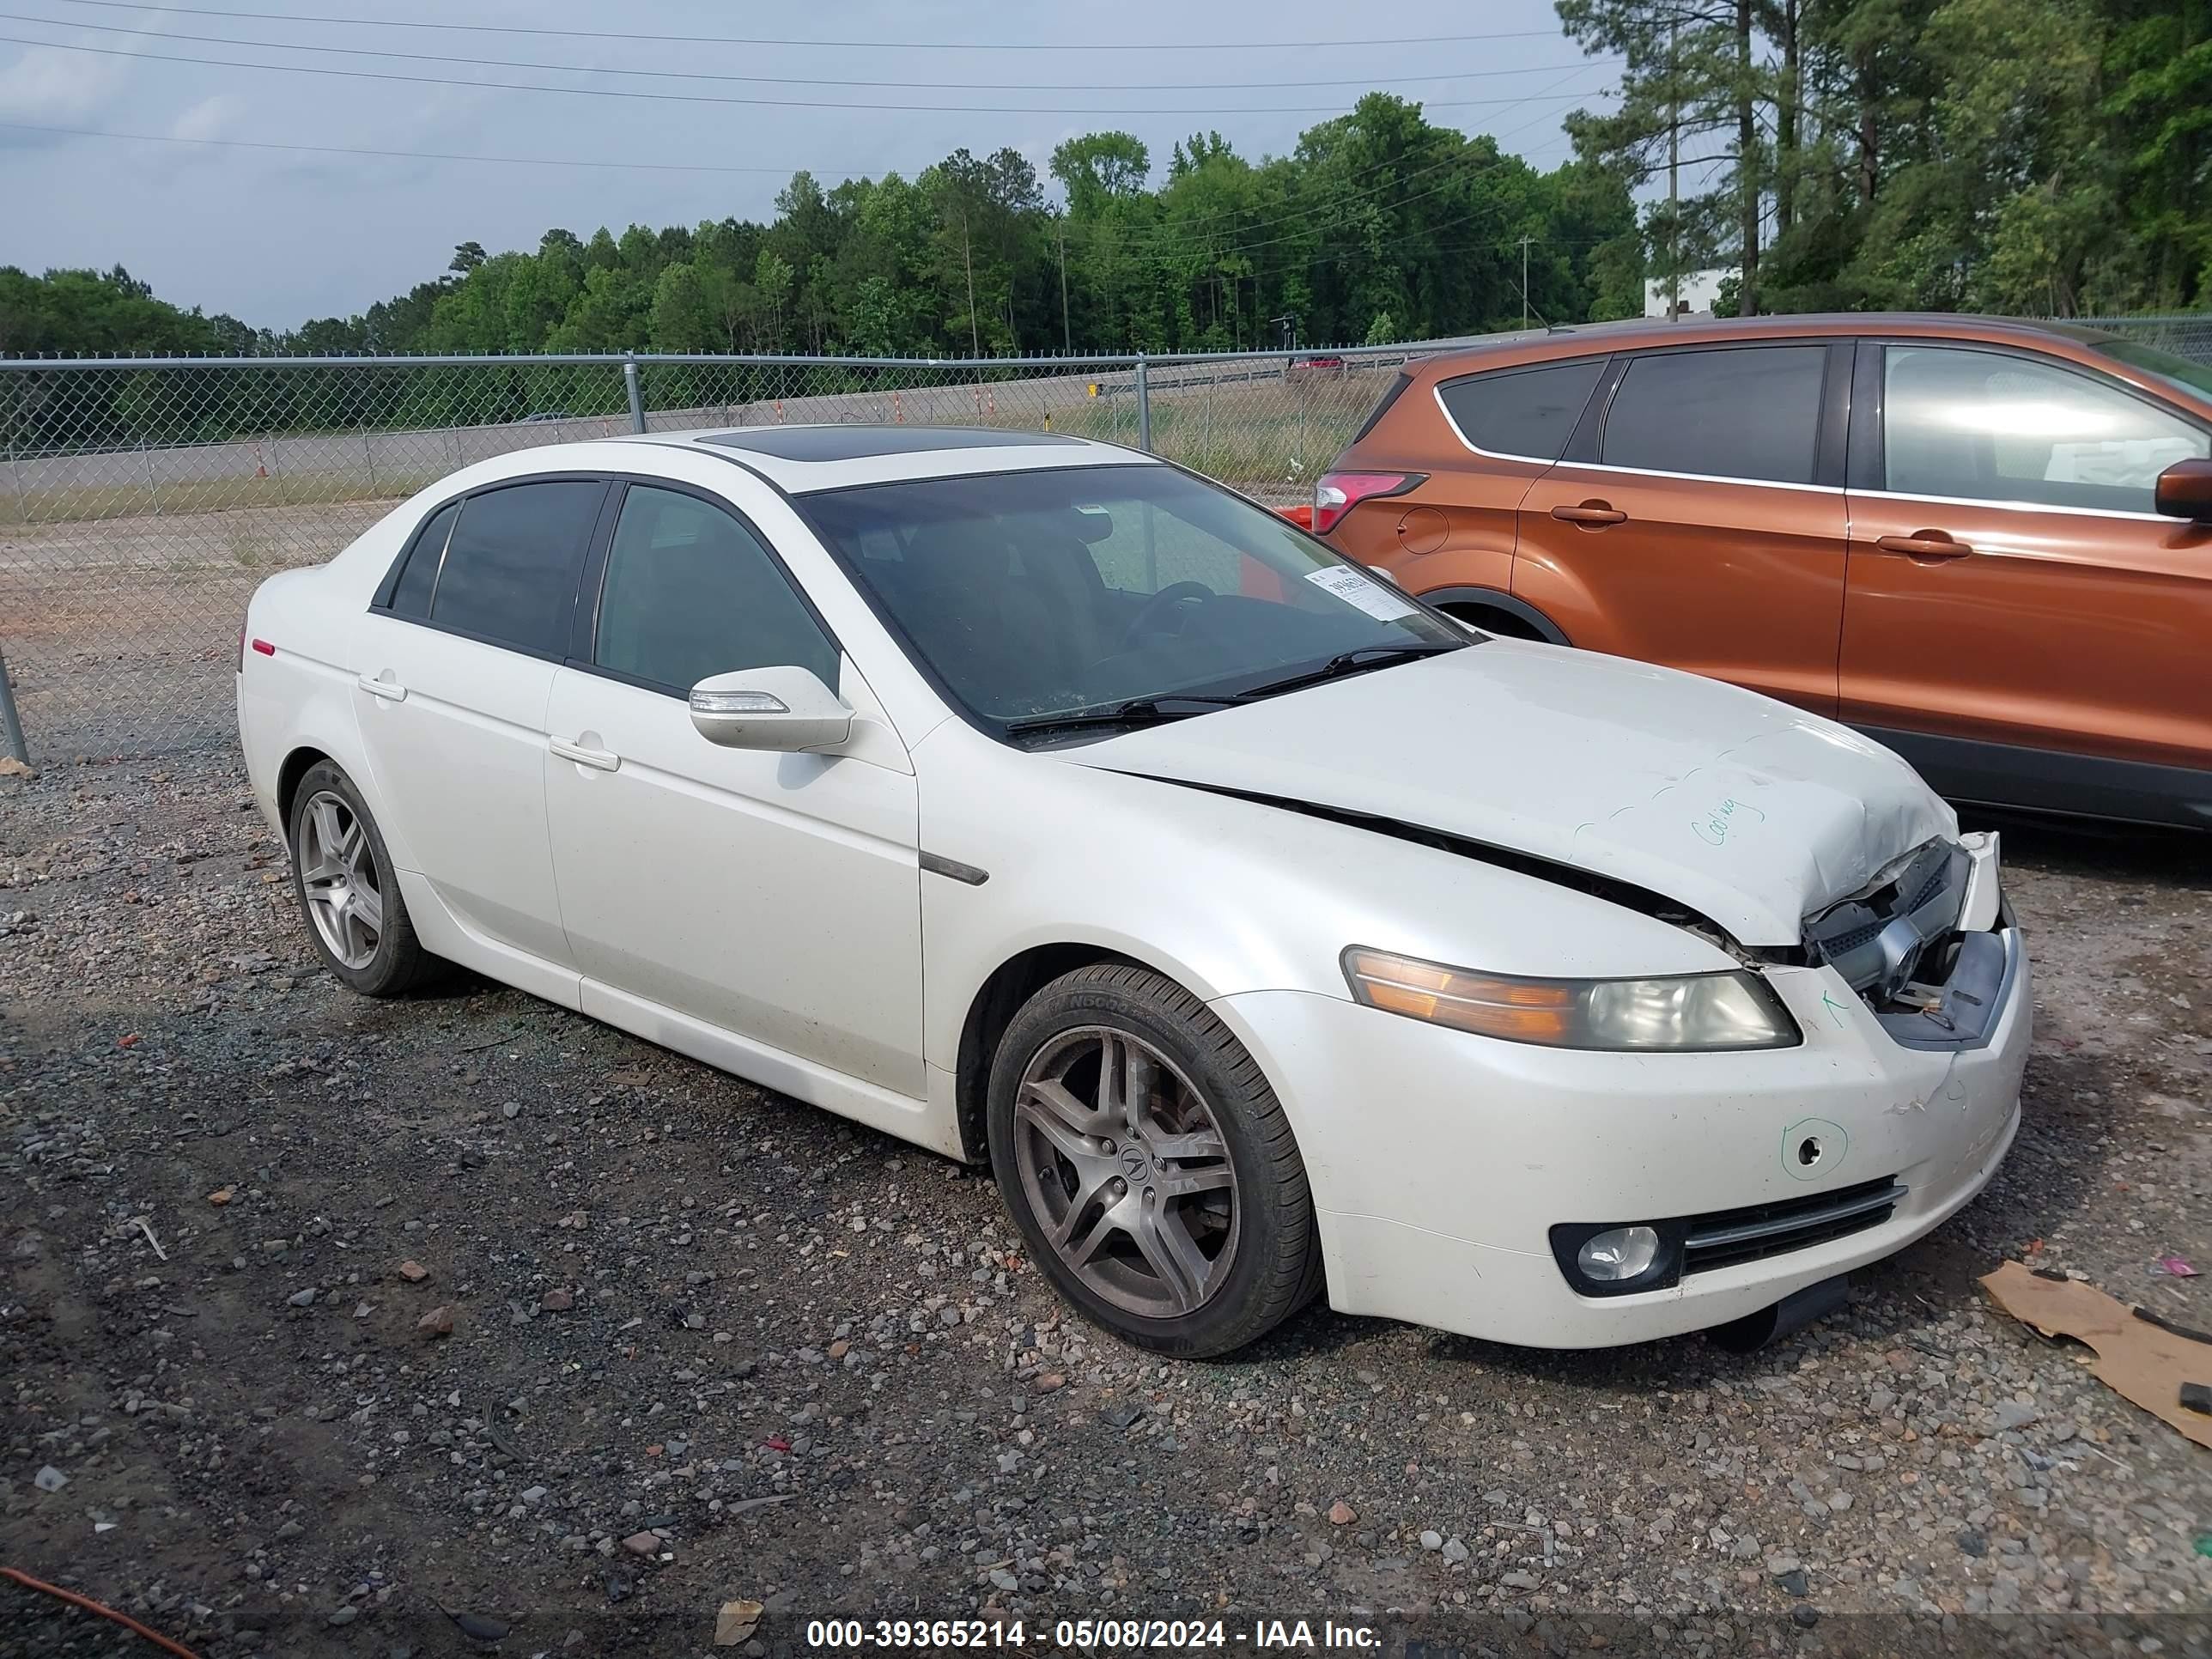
<box><xmin>251</xmin><ymin>639</ymin><xmax>276</xmax><ymax>656</ymax></box>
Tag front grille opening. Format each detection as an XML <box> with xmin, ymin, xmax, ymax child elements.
<box><xmin>1682</xmin><ymin>1176</ymin><xmax>1904</xmax><ymax>1275</ymax></box>
<box><xmin>1802</xmin><ymin>840</ymin><xmax>1971</xmax><ymax>1014</ymax></box>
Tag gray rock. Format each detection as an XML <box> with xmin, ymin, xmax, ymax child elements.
<box><xmin>328</xmin><ymin>1605</ymin><xmax>358</xmax><ymax>1626</ymax></box>
<box><xmin>1499</xmin><ymin>1571</ymin><xmax>1540</xmax><ymax>1590</ymax></box>
<box><xmin>287</xmin><ymin>1288</ymin><xmax>317</xmax><ymax>1307</ymax></box>
<box><xmin>33</xmin><ymin>1465</ymin><xmax>67</xmax><ymax>1493</ymax></box>
<box><xmin>1990</xmin><ymin>1400</ymin><xmax>2039</xmax><ymax>1432</ymax></box>
<box><xmin>1419</xmin><ymin>1529</ymin><xmax>1443</xmax><ymax>1551</ymax></box>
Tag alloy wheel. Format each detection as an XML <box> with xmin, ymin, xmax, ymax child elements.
<box><xmin>296</xmin><ymin>788</ymin><xmax>383</xmax><ymax>971</ymax></box>
<box><xmin>1011</xmin><ymin>1024</ymin><xmax>1240</xmax><ymax>1318</ymax></box>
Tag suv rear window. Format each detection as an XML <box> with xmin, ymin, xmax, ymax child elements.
<box><xmin>1601</xmin><ymin>345</ymin><xmax>1826</xmax><ymax>484</ymax></box>
<box><xmin>1436</xmin><ymin>359</ymin><xmax>1606</xmax><ymax>460</ymax></box>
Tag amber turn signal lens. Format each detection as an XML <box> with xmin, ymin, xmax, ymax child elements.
<box><xmin>1341</xmin><ymin>948</ymin><xmax>1799</xmax><ymax>1052</ymax></box>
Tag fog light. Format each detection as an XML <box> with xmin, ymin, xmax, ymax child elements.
<box><xmin>1577</xmin><ymin>1225</ymin><xmax>1661</xmax><ymax>1282</ymax></box>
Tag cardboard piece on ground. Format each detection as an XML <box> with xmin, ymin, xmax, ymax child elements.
<box><xmin>1980</xmin><ymin>1261</ymin><xmax>2212</xmax><ymax>1450</ymax></box>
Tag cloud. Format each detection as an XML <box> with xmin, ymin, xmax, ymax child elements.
<box><xmin>0</xmin><ymin>37</ymin><xmax>131</xmax><ymax>125</ymax></box>
<box><xmin>171</xmin><ymin>94</ymin><xmax>240</xmax><ymax>143</ymax></box>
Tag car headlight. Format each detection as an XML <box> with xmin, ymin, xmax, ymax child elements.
<box><xmin>1340</xmin><ymin>947</ymin><xmax>1801</xmax><ymax>1052</ymax></box>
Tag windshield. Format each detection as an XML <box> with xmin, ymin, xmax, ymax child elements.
<box><xmin>2088</xmin><ymin>337</ymin><xmax>2212</xmax><ymax>401</ymax></box>
<box><xmin>799</xmin><ymin>464</ymin><xmax>1464</xmax><ymax>740</ymax></box>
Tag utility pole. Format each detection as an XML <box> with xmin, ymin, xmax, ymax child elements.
<box><xmin>1668</xmin><ymin>20</ymin><xmax>1680</xmax><ymax>320</ymax></box>
<box><xmin>1518</xmin><ymin>235</ymin><xmax>1534</xmax><ymax>330</ymax></box>
<box><xmin>1056</xmin><ymin>217</ymin><xmax>1071</xmax><ymax>353</ymax></box>
<box><xmin>961</xmin><ymin>214</ymin><xmax>981</xmax><ymax>358</ymax></box>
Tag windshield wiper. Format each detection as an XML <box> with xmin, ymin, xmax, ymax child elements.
<box><xmin>1004</xmin><ymin>694</ymin><xmax>1243</xmax><ymax>740</ymax></box>
<box><xmin>1233</xmin><ymin>642</ymin><xmax>1460</xmax><ymax>702</ymax></box>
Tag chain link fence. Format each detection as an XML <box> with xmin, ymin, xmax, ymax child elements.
<box><xmin>1</xmin><ymin>317</ymin><xmax>2204</xmax><ymax>767</ymax></box>
<box><xmin>0</xmin><ymin>343</ymin><xmax>1442</xmax><ymax>764</ymax></box>
<box><xmin>2079</xmin><ymin>312</ymin><xmax>2212</xmax><ymax>363</ymax></box>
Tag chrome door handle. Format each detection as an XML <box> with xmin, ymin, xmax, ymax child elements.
<box><xmin>1875</xmin><ymin>532</ymin><xmax>1972</xmax><ymax>561</ymax></box>
<box><xmin>356</xmin><ymin>672</ymin><xmax>406</xmax><ymax>702</ymax></box>
<box><xmin>550</xmin><ymin>737</ymin><xmax>619</xmax><ymax>772</ymax></box>
<box><xmin>1551</xmin><ymin>502</ymin><xmax>1627</xmax><ymax>526</ymax></box>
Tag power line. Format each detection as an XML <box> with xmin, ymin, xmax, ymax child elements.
<box><xmin>0</xmin><ymin>118</ymin><xmax>866</xmax><ymax>175</ymax></box>
<box><xmin>0</xmin><ymin>31</ymin><xmax>1613</xmax><ymax>117</ymax></box>
<box><xmin>33</xmin><ymin>0</ymin><xmax>1584</xmax><ymax>52</ymax></box>
<box><xmin>0</xmin><ymin>12</ymin><xmax>1618</xmax><ymax>93</ymax></box>
<box><xmin>0</xmin><ymin>79</ymin><xmax>1608</xmax><ymax>216</ymax></box>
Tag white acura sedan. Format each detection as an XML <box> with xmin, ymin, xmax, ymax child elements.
<box><xmin>238</xmin><ymin>425</ymin><xmax>2029</xmax><ymax>1358</ymax></box>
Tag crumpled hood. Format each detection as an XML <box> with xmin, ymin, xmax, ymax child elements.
<box><xmin>1062</xmin><ymin>640</ymin><xmax>1955</xmax><ymax>947</ymax></box>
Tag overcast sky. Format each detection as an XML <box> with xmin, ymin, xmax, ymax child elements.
<box><xmin>3</xmin><ymin>0</ymin><xmax>1611</xmax><ymax>330</ymax></box>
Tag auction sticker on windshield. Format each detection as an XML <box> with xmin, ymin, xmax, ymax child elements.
<box><xmin>1304</xmin><ymin>564</ymin><xmax>1419</xmax><ymax>621</ymax></box>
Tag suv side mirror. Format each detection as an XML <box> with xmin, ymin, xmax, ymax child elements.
<box><xmin>689</xmin><ymin>665</ymin><xmax>853</xmax><ymax>752</ymax></box>
<box><xmin>2154</xmin><ymin>457</ymin><xmax>2212</xmax><ymax>522</ymax></box>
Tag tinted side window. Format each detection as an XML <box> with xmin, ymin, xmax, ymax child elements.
<box><xmin>387</xmin><ymin>500</ymin><xmax>457</xmax><ymax>617</ymax></box>
<box><xmin>1602</xmin><ymin>346</ymin><xmax>1826</xmax><ymax>484</ymax></box>
<box><xmin>429</xmin><ymin>480</ymin><xmax>604</xmax><ymax>654</ymax></box>
<box><xmin>593</xmin><ymin>485</ymin><xmax>837</xmax><ymax>692</ymax></box>
<box><xmin>1883</xmin><ymin>345</ymin><xmax>2209</xmax><ymax>513</ymax></box>
<box><xmin>1437</xmin><ymin>360</ymin><xmax>1606</xmax><ymax>460</ymax></box>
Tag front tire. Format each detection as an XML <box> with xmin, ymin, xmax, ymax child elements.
<box><xmin>287</xmin><ymin>759</ymin><xmax>438</xmax><ymax>997</ymax></box>
<box><xmin>986</xmin><ymin>963</ymin><xmax>1322</xmax><ymax>1358</ymax></box>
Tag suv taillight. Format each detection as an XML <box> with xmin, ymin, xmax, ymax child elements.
<box><xmin>1313</xmin><ymin>471</ymin><xmax>1423</xmax><ymax>535</ymax></box>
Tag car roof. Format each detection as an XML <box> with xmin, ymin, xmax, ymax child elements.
<box><xmin>608</xmin><ymin>423</ymin><xmax>1150</xmax><ymax>494</ymax></box>
<box><xmin>1403</xmin><ymin>312</ymin><xmax>2122</xmax><ymax>381</ymax></box>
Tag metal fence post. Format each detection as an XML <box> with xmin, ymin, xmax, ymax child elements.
<box><xmin>1135</xmin><ymin>356</ymin><xmax>1152</xmax><ymax>453</ymax></box>
<box><xmin>6</xmin><ymin>422</ymin><xmax>25</xmax><ymax>526</ymax></box>
<box><xmin>624</xmin><ymin>356</ymin><xmax>647</xmax><ymax>434</ymax></box>
<box><xmin>0</xmin><ymin>644</ymin><xmax>28</xmax><ymax>768</ymax></box>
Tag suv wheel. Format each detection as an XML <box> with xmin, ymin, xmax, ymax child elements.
<box><xmin>987</xmin><ymin>963</ymin><xmax>1322</xmax><ymax>1358</ymax></box>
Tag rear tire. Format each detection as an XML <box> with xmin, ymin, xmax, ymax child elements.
<box><xmin>987</xmin><ymin>963</ymin><xmax>1321</xmax><ymax>1358</ymax></box>
<box><xmin>287</xmin><ymin>759</ymin><xmax>439</xmax><ymax>997</ymax></box>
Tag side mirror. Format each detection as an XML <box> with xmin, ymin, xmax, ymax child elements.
<box><xmin>2154</xmin><ymin>457</ymin><xmax>2212</xmax><ymax>522</ymax></box>
<box><xmin>689</xmin><ymin>665</ymin><xmax>853</xmax><ymax>752</ymax></box>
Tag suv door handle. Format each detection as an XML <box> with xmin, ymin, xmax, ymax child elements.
<box><xmin>1875</xmin><ymin>532</ymin><xmax>1972</xmax><ymax>561</ymax></box>
<box><xmin>1551</xmin><ymin>502</ymin><xmax>1627</xmax><ymax>526</ymax></box>
<box><xmin>550</xmin><ymin>736</ymin><xmax>619</xmax><ymax>772</ymax></box>
<box><xmin>356</xmin><ymin>672</ymin><xmax>406</xmax><ymax>702</ymax></box>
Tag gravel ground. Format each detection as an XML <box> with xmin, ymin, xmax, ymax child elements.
<box><xmin>3</xmin><ymin>751</ymin><xmax>2209</xmax><ymax>1659</ymax></box>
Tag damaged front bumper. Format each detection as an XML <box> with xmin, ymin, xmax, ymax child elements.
<box><xmin>1209</xmin><ymin>833</ymin><xmax>2031</xmax><ymax>1350</ymax></box>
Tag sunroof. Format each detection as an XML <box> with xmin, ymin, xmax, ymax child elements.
<box><xmin>695</xmin><ymin>425</ymin><xmax>1084</xmax><ymax>461</ymax></box>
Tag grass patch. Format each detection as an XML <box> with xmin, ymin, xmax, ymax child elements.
<box><xmin>0</xmin><ymin>471</ymin><xmax>436</xmax><ymax>529</ymax></box>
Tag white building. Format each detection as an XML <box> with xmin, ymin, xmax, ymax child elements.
<box><xmin>1644</xmin><ymin>269</ymin><xmax>1732</xmax><ymax>319</ymax></box>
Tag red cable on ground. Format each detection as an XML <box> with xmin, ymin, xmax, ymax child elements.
<box><xmin>1</xmin><ymin>1566</ymin><xmax>204</xmax><ymax>1659</ymax></box>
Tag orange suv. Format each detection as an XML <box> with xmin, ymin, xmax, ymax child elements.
<box><xmin>1317</xmin><ymin>314</ymin><xmax>2212</xmax><ymax>826</ymax></box>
